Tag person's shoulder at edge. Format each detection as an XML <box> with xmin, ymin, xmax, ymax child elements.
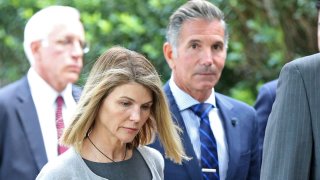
<box><xmin>255</xmin><ymin>53</ymin><xmax>320</xmax><ymax>98</ymax></box>
<box><xmin>254</xmin><ymin>79</ymin><xmax>278</xmax><ymax>109</ymax></box>
<box><xmin>260</xmin><ymin>80</ymin><xmax>277</xmax><ymax>90</ymax></box>
<box><xmin>0</xmin><ymin>76</ymin><xmax>27</xmax><ymax>99</ymax></box>
<box><xmin>284</xmin><ymin>52</ymin><xmax>320</xmax><ymax>70</ymax></box>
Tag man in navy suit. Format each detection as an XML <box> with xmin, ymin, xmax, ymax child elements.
<box><xmin>254</xmin><ymin>0</ymin><xmax>320</xmax><ymax>166</ymax></box>
<box><xmin>149</xmin><ymin>1</ymin><xmax>260</xmax><ymax>179</ymax></box>
<box><xmin>254</xmin><ymin>79</ymin><xmax>277</xmax><ymax>165</ymax></box>
<box><xmin>0</xmin><ymin>6</ymin><xmax>87</xmax><ymax>180</ymax></box>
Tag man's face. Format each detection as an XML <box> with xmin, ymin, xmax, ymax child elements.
<box><xmin>33</xmin><ymin>20</ymin><xmax>85</xmax><ymax>91</ymax></box>
<box><xmin>165</xmin><ymin>19</ymin><xmax>227</xmax><ymax>101</ymax></box>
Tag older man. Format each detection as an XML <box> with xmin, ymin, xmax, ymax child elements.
<box><xmin>0</xmin><ymin>6</ymin><xmax>87</xmax><ymax>180</ymax></box>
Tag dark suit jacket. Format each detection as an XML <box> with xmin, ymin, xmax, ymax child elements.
<box><xmin>261</xmin><ymin>53</ymin><xmax>320</xmax><ymax>180</ymax></box>
<box><xmin>0</xmin><ymin>76</ymin><xmax>81</xmax><ymax>180</ymax></box>
<box><xmin>254</xmin><ymin>79</ymin><xmax>278</xmax><ymax>164</ymax></box>
<box><xmin>149</xmin><ymin>82</ymin><xmax>260</xmax><ymax>180</ymax></box>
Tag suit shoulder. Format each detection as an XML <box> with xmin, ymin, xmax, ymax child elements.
<box><xmin>261</xmin><ymin>79</ymin><xmax>278</xmax><ymax>90</ymax></box>
<box><xmin>216</xmin><ymin>92</ymin><xmax>253</xmax><ymax>110</ymax></box>
<box><xmin>256</xmin><ymin>79</ymin><xmax>278</xmax><ymax>101</ymax></box>
<box><xmin>0</xmin><ymin>77</ymin><xmax>26</xmax><ymax>102</ymax></box>
<box><xmin>285</xmin><ymin>53</ymin><xmax>320</xmax><ymax>71</ymax></box>
<box><xmin>216</xmin><ymin>92</ymin><xmax>251</xmax><ymax>108</ymax></box>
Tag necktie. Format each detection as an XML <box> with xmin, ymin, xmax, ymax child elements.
<box><xmin>190</xmin><ymin>103</ymin><xmax>219</xmax><ymax>180</ymax></box>
<box><xmin>55</xmin><ymin>96</ymin><xmax>68</xmax><ymax>155</ymax></box>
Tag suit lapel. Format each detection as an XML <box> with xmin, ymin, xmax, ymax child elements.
<box><xmin>71</xmin><ymin>85</ymin><xmax>82</xmax><ymax>102</ymax></box>
<box><xmin>16</xmin><ymin>77</ymin><xmax>47</xmax><ymax>170</ymax></box>
<box><xmin>12</xmin><ymin>79</ymin><xmax>81</xmax><ymax>171</ymax></box>
<box><xmin>215</xmin><ymin>93</ymin><xmax>241</xmax><ymax>179</ymax></box>
<box><xmin>164</xmin><ymin>83</ymin><xmax>202</xmax><ymax>180</ymax></box>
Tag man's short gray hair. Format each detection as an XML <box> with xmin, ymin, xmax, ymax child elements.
<box><xmin>23</xmin><ymin>5</ymin><xmax>81</xmax><ymax>66</ymax></box>
<box><xmin>166</xmin><ymin>0</ymin><xmax>229</xmax><ymax>54</ymax></box>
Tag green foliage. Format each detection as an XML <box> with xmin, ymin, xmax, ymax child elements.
<box><xmin>0</xmin><ymin>0</ymin><xmax>318</xmax><ymax>105</ymax></box>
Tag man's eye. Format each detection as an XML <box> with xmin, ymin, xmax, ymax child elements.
<box><xmin>213</xmin><ymin>44</ymin><xmax>222</xmax><ymax>50</ymax></box>
<box><xmin>57</xmin><ymin>39</ymin><xmax>73</xmax><ymax>45</ymax></box>
<box><xmin>191</xmin><ymin>44</ymin><xmax>198</xmax><ymax>49</ymax></box>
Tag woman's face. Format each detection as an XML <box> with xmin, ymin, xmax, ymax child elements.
<box><xmin>95</xmin><ymin>82</ymin><xmax>153</xmax><ymax>144</ymax></box>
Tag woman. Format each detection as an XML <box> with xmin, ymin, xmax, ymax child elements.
<box><xmin>37</xmin><ymin>46</ymin><xmax>187</xmax><ymax>179</ymax></box>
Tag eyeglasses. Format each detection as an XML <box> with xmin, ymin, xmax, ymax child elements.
<box><xmin>42</xmin><ymin>37</ymin><xmax>90</xmax><ymax>54</ymax></box>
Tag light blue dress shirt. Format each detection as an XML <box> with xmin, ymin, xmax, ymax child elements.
<box><xmin>169</xmin><ymin>78</ymin><xmax>229</xmax><ymax>180</ymax></box>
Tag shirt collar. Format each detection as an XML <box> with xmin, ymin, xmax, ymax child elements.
<box><xmin>27</xmin><ymin>67</ymin><xmax>73</xmax><ymax>106</ymax></box>
<box><xmin>169</xmin><ymin>77</ymin><xmax>217</xmax><ymax>111</ymax></box>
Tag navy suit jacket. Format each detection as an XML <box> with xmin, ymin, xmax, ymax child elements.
<box><xmin>149</xmin><ymin>82</ymin><xmax>260</xmax><ymax>180</ymax></box>
<box><xmin>253</xmin><ymin>79</ymin><xmax>277</xmax><ymax>164</ymax></box>
<box><xmin>0</xmin><ymin>76</ymin><xmax>81</xmax><ymax>180</ymax></box>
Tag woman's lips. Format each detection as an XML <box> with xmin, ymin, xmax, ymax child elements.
<box><xmin>123</xmin><ymin>127</ymin><xmax>138</xmax><ymax>133</ymax></box>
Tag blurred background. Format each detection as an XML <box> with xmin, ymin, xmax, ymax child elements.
<box><xmin>0</xmin><ymin>0</ymin><xmax>318</xmax><ymax>105</ymax></box>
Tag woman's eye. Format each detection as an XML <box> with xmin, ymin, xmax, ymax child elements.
<box><xmin>120</xmin><ymin>101</ymin><xmax>130</xmax><ymax>107</ymax></box>
<box><xmin>141</xmin><ymin>105</ymin><xmax>151</xmax><ymax>110</ymax></box>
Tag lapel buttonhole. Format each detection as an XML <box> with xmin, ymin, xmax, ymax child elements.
<box><xmin>231</xmin><ymin>118</ymin><xmax>238</xmax><ymax>127</ymax></box>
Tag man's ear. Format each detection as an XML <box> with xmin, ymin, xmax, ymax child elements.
<box><xmin>30</xmin><ymin>41</ymin><xmax>42</xmax><ymax>60</ymax></box>
<box><xmin>163</xmin><ymin>42</ymin><xmax>175</xmax><ymax>70</ymax></box>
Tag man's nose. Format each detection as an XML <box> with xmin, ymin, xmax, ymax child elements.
<box><xmin>70</xmin><ymin>40</ymin><xmax>85</xmax><ymax>56</ymax></box>
<box><xmin>201</xmin><ymin>48</ymin><xmax>213</xmax><ymax>66</ymax></box>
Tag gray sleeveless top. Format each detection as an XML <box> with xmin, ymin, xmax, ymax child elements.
<box><xmin>83</xmin><ymin>148</ymin><xmax>152</xmax><ymax>180</ymax></box>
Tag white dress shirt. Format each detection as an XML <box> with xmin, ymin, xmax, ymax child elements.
<box><xmin>169</xmin><ymin>78</ymin><xmax>229</xmax><ymax>180</ymax></box>
<box><xmin>27</xmin><ymin>68</ymin><xmax>77</xmax><ymax>161</ymax></box>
